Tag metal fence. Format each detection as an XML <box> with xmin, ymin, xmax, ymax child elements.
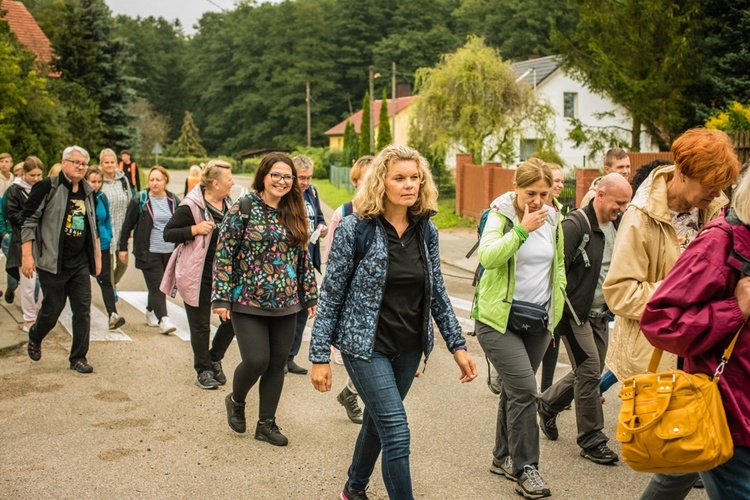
<box><xmin>329</xmin><ymin>164</ymin><xmax>355</xmax><ymax>193</ymax></box>
<box><xmin>558</xmin><ymin>175</ymin><xmax>577</xmax><ymax>213</ymax></box>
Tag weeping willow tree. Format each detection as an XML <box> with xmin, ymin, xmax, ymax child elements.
<box><xmin>411</xmin><ymin>36</ymin><xmax>554</xmax><ymax>165</ymax></box>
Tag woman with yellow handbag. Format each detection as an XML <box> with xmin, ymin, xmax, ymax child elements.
<box><xmin>640</xmin><ymin>169</ymin><xmax>750</xmax><ymax>499</ymax></box>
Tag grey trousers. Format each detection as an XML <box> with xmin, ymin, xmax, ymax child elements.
<box><xmin>640</xmin><ymin>472</ymin><xmax>699</xmax><ymax>500</ymax></box>
<box><xmin>539</xmin><ymin>314</ymin><xmax>609</xmax><ymax>450</ymax></box>
<box><xmin>476</xmin><ymin>319</ymin><xmax>551</xmax><ymax>477</ymax></box>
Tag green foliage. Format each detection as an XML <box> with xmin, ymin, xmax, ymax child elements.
<box><xmin>176</xmin><ymin>111</ymin><xmax>207</xmax><ymax>157</ymax></box>
<box><xmin>432</xmin><ymin>197</ymin><xmax>476</xmax><ymax>230</ymax></box>
<box><xmin>342</xmin><ymin>121</ymin><xmax>359</xmax><ymax>167</ymax></box>
<box><xmin>705</xmin><ymin>102</ymin><xmax>750</xmax><ymax>131</ymax></box>
<box><xmin>155</xmin><ymin>156</ymin><xmax>237</xmax><ymax>170</ymax></box>
<box><xmin>291</xmin><ymin>146</ymin><xmax>330</xmax><ymax>179</ymax></box>
<box><xmin>377</xmin><ymin>88</ymin><xmax>392</xmax><ymax>151</ymax></box>
<box><xmin>241</xmin><ymin>158</ymin><xmax>261</xmax><ymax>175</ymax></box>
<box><xmin>359</xmin><ymin>92</ymin><xmax>372</xmax><ymax>157</ymax></box>
<box><xmin>566</xmin><ymin>117</ymin><xmax>629</xmax><ymax>165</ymax></box>
<box><xmin>412</xmin><ymin>36</ymin><xmax>555</xmax><ymax>165</ymax></box>
<box><xmin>312</xmin><ymin>179</ymin><xmax>354</xmax><ymax>210</ymax></box>
<box><xmin>129</xmin><ymin>99</ymin><xmax>169</xmax><ymax>162</ymax></box>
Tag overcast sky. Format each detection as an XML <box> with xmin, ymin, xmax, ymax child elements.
<box><xmin>104</xmin><ymin>0</ymin><xmax>236</xmax><ymax>34</ymax></box>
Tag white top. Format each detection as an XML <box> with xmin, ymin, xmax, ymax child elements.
<box><xmin>513</xmin><ymin>221</ymin><xmax>554</xmax><ymax>305</ymax></box>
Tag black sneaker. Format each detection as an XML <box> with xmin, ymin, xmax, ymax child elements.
<box><xmin>337</xmin><ymin>387</ymin><xmax>363</xmax><ymax>424</ymax></box>
<box><xmin>211</xmin><ymin>360</ymin><xmax>227</xmax><ymax>385</ymax></box>
<box><xmin>27</xmin><ymin>338</ymin><xmax>41</xmax><ymax>361</ymax></box>
<box><xmin>195</xmin><ymin>370</ymin><xmax>220</xmax><ymax>390</ymax></box>
<box><xmin>5</xmin><ymin>287</ymin><xmax>15</xmax><ymax>304</ymax></box>
<box><xmin>255</xmin><ymin>418</ymin><xmax>288</xmax><ymax>446</ymax></box>
<box><xmin>70</xmin><ymin>360</ymin><xmax>94</xmax><ymax>374</ymax></box>
<box><xmin>490</xmin><ymin>455</ymin><xmax>515</xmax><ymax>481</ymax></box>
<box><xmin>341</xmin><ymin>481</ymin><xmax>369</xmax><ymax>500</ymax></box>
<box><xmin>286</xmin><ymin>360</ymin><xmax>308</xmax><ymax>375</ymax></box>
<box><xmin>515</xmin><ymin>465</ymin><xmax>551</xmax><ymax>499</ymax></box>
<box><xmin>225</xmin><ymin>393</ymin><xmax>246</xmax><ymax>434</ymax></box>
<box><xmin>538</xmin><ymin>405</ymin><xmax>558</xmax><ymax>441</ymax></box>
<box><xmin>580</xmin><ymin>442</ymin><xmax>619</xmax><ymax>465</ymax></box>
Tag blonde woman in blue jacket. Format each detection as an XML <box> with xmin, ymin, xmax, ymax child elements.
<box><xmin>472</xmin><ymin>158</ymin><xmax>565</xmax><ymax>499</ymax></box>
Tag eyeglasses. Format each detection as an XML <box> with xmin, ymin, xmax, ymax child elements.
<box><xmin>64</xmin><ymin>159</ymin><xmax>89</xmax><ymax>169</ymax></box>
<box><xmin>269</xmin><ymin>172</ymin><xmax>295</xmax><ymax>183</ymax></box>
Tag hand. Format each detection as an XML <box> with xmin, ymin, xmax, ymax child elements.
<box><xmin>318</xmin><ymin>224</ymin><xmax>329</xmax><ymax>238</ymax></box>
<box><xmin>311</xmin><ymin>363</ymin><xmax>332</xmax><ymax>392</ymax></box>
<box><xmin>521</xmin><ymin>204</ymin><xmax>547</xmax><ymax>233</ymax></box>
<box><xmin>95</xmin><ymin>258</ymin><xmax>101</xmax><ymax>277</ymax></box>
<box><xmin>192</xmin><ymin>220</ymin><xmax>215</xmax><ymax>236</ymax></box>
<box><xmin>308</xmin><ymin>305</ymin><xmax>317</xmax><ymax>319</ymax></box>
<box><xmin>118</xmin><ymin>251</ymin><xmax>128</xmax><ymax>264</ymax></box>
<box><xmin>21</xmin><ymin>254</ymin><xmax>36</xmax><ymax>279</ymax></box>
<box><xmin>453</xmin><ymin>350</ymin><xmax>478</xmax><ymax>383</ymax></box>
<box><xmin>735</xmin><ymin>276</ymin><xmax>750</xmax><ymax>317</ymax></box>
<box><xmin>213</xmin><ymin>307</ymin><xmax>231</xmax><ymax>321</ymax></box>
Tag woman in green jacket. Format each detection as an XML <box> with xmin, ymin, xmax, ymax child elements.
<box><xmin>472</xmin><ymin>158</ymin><xmax>565</xmax><ymax>499</ymax></box>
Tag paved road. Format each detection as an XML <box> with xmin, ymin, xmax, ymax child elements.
<box><xmin>0</xmin><ymin>170</ymin><xmax>707</xmax><ymax>499</ymax></box>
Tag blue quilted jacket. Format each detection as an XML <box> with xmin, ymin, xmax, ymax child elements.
<box><xmin>309</xmin><ymin>214</ymin><xmax>466</xmax><ymax>364</ymax></box>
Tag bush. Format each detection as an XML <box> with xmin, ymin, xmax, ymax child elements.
<box><xmin>155</xmin><ymin>155</ymin><xmax>238</xmax><ymax>170</ymax></box>
<box><xmin>240</xmin><ymin>157</ymin><xmax>261</xmax><ymax>175</ymax></box>
<box><xmin>292</xmin><ymin>146</ymin><xmax>330</xmax><ymax>179</ymax></box>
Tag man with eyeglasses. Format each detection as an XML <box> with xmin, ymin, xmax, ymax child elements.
<box><xmin>20</xmin><ymin>146</ymin><xmax>101</xmax><ymax>374</ymax></box>
<box><xmin>285</xmin><ymin>155</ymin><xmax>328</xmax><ymax>375</ymax></box>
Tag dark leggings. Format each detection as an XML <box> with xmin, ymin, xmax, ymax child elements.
<box><xmin>540</xmin><ymin>329</ymin><xmax>560</xmax><ymax>392</ymax></box>
<box><xmin>231</xmin><ymin>311</ymin><xmax>297</xmax><ymax>420</ymax></box>
<box><xmin>138</xmin><ymin>253</ymin><xmax>171</xmax><ymax>320</ymax></box>
<box><xmin>96</xmin><ymin>249</ymin><xmax>117</xmax><ymax>317</ymax></box>
<box><xmin>184</xmin><ymin>278</ymin><xmax>235</xmax><ymax>374</ymax></box>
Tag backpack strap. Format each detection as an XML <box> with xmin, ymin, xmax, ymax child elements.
<box><xmin>238</xmin><ymin>195</ymin><xmax>252</xmax><ymax>232</ymax></box>
<box><xmin>352</xmin><ymin>218</ymin><xmax>376</xmax><ymax>272</ymax></box>
<box><xmin>471</xmin><ymin>214</ymin><xmax>513</xmax><ymax>287</ymax></box>
<box><xmin>342</xmin><ymin>201</ymin><xmax>354</xmax><ymax>218</ymax></box>
<box><xmin>568</xmin><ymin>209</ymin><xmax>592</xmax><ymax>268</ymax></box>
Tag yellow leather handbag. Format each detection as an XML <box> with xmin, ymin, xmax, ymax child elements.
<box><xmin>616</xmin><ymin>324</ymin><xmax>744</xmax><ymax>473</ymax></box>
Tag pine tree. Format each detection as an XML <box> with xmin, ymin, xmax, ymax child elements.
<box><xmin>358</xmin><ymin>92</ymin><xmax>372</xmax><ymax>157</ymax></box>
<box><xmin>377</xmin><ymin>88</ymin><xmax>392</xmax><ymax>151</ymax></box>
<box><xmin>177</xmin><ymin>111</ymin><xmax>207</xmax><ymax>157</ymax></box>
<box><xmin>342</xmin><ymin>121</ymin><xmax>359</xmax><ymax>167</ymax></box>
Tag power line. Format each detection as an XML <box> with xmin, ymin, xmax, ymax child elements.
<box><xmin>205</xmin><ymin>0</ymin><xmax>227</xmax><ymax>12</ymax></box>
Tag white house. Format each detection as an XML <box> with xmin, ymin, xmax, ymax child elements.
<box><xmin>512</xmin><ymin>55</ymin><xmax>658</xmax><ymax>168</ymax></box>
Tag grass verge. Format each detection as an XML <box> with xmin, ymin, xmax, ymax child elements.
<box><xmin>314</xmin><ymin>179</ymin><xmax>354</xmax><ymax>210</ymax></box>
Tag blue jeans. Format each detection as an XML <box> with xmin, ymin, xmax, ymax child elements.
<box><xmin>701</xmin><ymin>446</ymin><xmax>750</xmax><ymax>499</ymax></box>
<box><xmin>343</xmin><ymin>350</ymin><xmax>422</xmax><ymax>500</ymax></box>
<box><xmin>600</xmin><ymin>369</ymin><xmax>618</xmax><ymax>396</ymax></box>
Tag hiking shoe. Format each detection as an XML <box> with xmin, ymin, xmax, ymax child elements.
<box><xmin>515</xmin><ymin>465</ymin><xmax>551</xmax><ymax>499</ymax></box>
<box><xmin>225</xmin><ymin>393</ymin><xmax>246</xmax><ymax>434</ymax></box>
<box><xmin>109</xmin><ymin>313</ymin><xmax>126</xmax><ymax>330</ymax></box>
<box><xmin>70</xmin><ymin>360</ymin><xmax>94</xmax><ymax>374</ymax></box>
<box><xmin>5</xmin><ymin>287</ymin><xmax>14</xmax><ymax>304</ymax></box>
<box><xmin>159</xmin><ymin>316</ymin><xmax>176</xmax><ymax>335</ymax></box>
<box><xmin>145</xmin><ymin>310</ymin><xmax>159</xmax><ymax>327</ymax></box>
<box><xmin>337</xmin><ymin>387</ymin><xmax>363</xmax><ymax>424</ymax></box>
<box><xmin>341</xmin><ymin>482</ymin><xmax>369</xmax><ymax>500</ymax></box>
<box><xmin>486</xmin><ymin>356</ymin><xmax>503</xmax><ymax>395</ymax></box>
<box><xmin>255</xmin><ymin>418</ymin><xmax>288</xmax><ymax>446</ymax></box>
<box><xmin>580</xmin><ymin>442</ymin><xmax>619</xmax><ymax>465</ymax></box>
<box><xmin>195</xmin><ymin>370</ymin><xmax>220</xmax><ymax>390</ymax></box>
<box><xmin>27</xmin><ymin>338</ymin><xmax>41</xmax><ymax>361</ymax></box>
<box><xmin>211</xmin><ymin>360</ymin><xmax>227</xmax><ymax>385</ymax></box>
<box><xmin>490</xmin><ymin>455</ymin><xmax>515</xmax><ymax>481</ymax></box>
<box><xmin>538</xmin><ymin>405</ymin><xmax>558</xmax><ymax>441</ymax></box>
<box><xmin>286</xmin><ymin>360</ymin><xmax>308</xmax><ymax>375</ymax></box>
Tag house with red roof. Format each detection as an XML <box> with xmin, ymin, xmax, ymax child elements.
<box><xmin>0</xmin><ymin>0</ymin><xmax>57</xmax><ymax>76</ymax></box>
<box><xmin>324</xmin><ymin>96</ymin><xmax>418</xmax><ymax>151</ymax></box>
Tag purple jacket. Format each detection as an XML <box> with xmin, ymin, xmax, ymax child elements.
<box><xmin>640</xmin><ymin>214</ymin><xmax>750</xmax><ymax>448</ymax></box>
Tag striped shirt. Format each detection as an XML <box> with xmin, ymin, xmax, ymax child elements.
<box><xmin>149</xmin><ymin>195</ymin><xmax>175</xmax><ymax>254</ymax></box>
<box><xmin>100</xmin><ymin>174</ymin><xmax>130</xmax><ymax>247</ymax></box>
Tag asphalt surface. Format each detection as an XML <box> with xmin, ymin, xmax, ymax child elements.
<box><xmin>0</xmin><ymin>170</ymin><xmax>707</xmax><ymax>499</ymax></box>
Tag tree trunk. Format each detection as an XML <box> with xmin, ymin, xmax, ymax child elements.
<box><xmin>630</xmin><ymin>116</ymin><xmax>641</xmax><ymax>152</ymax></box>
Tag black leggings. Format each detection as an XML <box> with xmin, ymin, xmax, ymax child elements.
<box><xmin>138</xmin><ymin>253</ymin><xmax>171</xmax><ymax>320</ymax></box>
<box><xmin>96</xmin><ymin>249</ymin><xmax>117</xmax><ymax>317</ymax></box>
<box><xmin>231</xmin><ymin>311</ymin><xmax>297</xmax><ymax>420</ymax></box>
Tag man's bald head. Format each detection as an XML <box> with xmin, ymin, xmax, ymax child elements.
<box><xmin>594</xmin><ymin>173</ymin><xmax>632</xmax><ymax>224</ymax></box>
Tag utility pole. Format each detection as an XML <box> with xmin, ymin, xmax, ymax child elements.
<box><xmin>306</xmin><ymin>81</ymin><xmax>311</xmax><ymax>147</ymax></box>
<box><xmin>369</xmin><ymin>65</ymin><xmax>375</xmax><ymax>154</ymax></box>
<box><xmin>392</xmin><ymin>62</ymin><xmax>397</xmax><ymax>145</ymax></box>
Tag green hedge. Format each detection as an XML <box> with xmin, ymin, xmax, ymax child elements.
<box><xmin>155</xmin><ymin>156</ymin><xmax>238</xmax><ymax>171</ymax></box>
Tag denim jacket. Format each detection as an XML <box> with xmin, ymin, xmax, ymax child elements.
<box><xmin>309</xmin><ymin>214</ymin><xmax>466</xmax><ymax>364</ymax></box>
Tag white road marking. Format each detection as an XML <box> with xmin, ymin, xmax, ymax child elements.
<box><xmin>118</xmin><ymin>291</ymin><xmax>211</xmax><ymax>341</ymax></box>
<box><xmin>59</xmin><ymin>304</ymin><xmax>132</xmax><ymax>341</ymax></box>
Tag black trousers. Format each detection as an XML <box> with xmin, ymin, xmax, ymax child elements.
<box><xmin>138</xmin><ymin>253</ymin><xmax>171</xmax><ymax>320</ymax></box>
<box><xmin>184</xmin><ymin>278</ymin><xmax>235</xmax><ymax>374</ymax></box>
<box><xmin>95</xmin><ymin>249</ymin><xmax>117</xmax><ymax>317</ymax></box>
<box><xmin>33</xmin><ymin>265</ymin><xmax>91</xmax><ymax>363</ymax></box>
<box><xmin>540</xmin><ymin>329</ymin><xmax>561</xmax><ymax>392</ymax></box>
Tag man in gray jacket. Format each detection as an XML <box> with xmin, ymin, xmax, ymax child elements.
<box><xmin>21</xmin><ymin>146</ymin><xmax>100</xmax><ymax>373</ymax></box>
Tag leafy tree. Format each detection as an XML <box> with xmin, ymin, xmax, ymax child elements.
<box><xmin>176</xmin><ymin>111</ymin><xmax>207</xmax><ymax>157</ymax></box>
<box><xmin>129</xmin><ymin>99</ymin><xmax>170</xmax><ymax>160</ymax></box>
<box><xmin>342</xmin><ymin>121</ymin><xmax>359</xmax><ymax>167</ymax></box>
<box><xmin>359</xmin><ymin>92</ymin><xmax>372</xmax><ymax>157</ymax></box>
<box><xmin>705</xmin><ymin>102</ymin><xmax>750</xmax><ymax>131</ymax></box>
<box><xmin>377</xmin><ymin>88</ymin><xmax>393</xmax><ymax>151</ymax></box>
<box><xmin>553</xmin><ymin>0</ymin><xmax>703</xmax><ymax>150</ymax></box>
<box><xmin>411</xmin><ymin>36</ymin><xmax>554</xmax><ymax>165</ymax></box>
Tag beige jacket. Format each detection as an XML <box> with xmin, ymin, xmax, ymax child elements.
<box><xmin>602</xmin><ymin>165</ymin><xmax>727</xmax><ymax>380</ymax></box>
<box><xmin>579</xmin><ymin>176</ymin><xmax>601</xmax><ymax>208</ymax></box>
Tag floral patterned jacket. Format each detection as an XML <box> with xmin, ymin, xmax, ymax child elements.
<box><xmin>211</xmin><ymin>191</ymin><xmax>318</xmax><ymax>313</ymax></box>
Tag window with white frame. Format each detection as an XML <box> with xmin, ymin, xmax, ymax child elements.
<box><xmin>563</xmin><ymin>92</ymin><xmax>577</xmax><ymax>118</ymax></box>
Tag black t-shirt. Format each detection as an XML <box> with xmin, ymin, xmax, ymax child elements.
<box><xmin>374</xmin><ymin>217</ymin><xmax>425</xmax><ymax>357</ymax></box>
<box><xmin>61</xmin><ymin>186</ymin><xmax>90</xmax><ymax>270</ymax></box>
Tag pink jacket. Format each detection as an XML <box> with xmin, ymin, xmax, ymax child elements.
<box><xmin>160</xmin><ymin>185</ymin><xmax>230</xmax><ymax>307</ymax></box>
<box><xmin>640</xmin><ymin>214</ymin><xmax>750</xmax><ymax>448</ymax></box>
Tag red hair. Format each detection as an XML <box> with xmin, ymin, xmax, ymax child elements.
<box><xmin>672</xmin><ymin>128</ymin><xmax>739</xmax><ymax>190</ymax></box>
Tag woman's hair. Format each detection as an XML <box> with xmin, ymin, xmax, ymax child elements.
<box><xmin>148</xmin><ymin>165</ymin><xmax>170</xmax><ymax>185</ymax></box>
<box><xmin>99</xmin><ymin>148</ymin><xmax>117</xmax><ymax>165</ymax></box>
<box><xmin>515</xmin><ymin>157</ymin><xmax>553</xmax><ymax>188</ymax></box>
<box><xmin>23</xmin><ymin>156</ymin><xmax>44</xmax><ymax>174</ymax></box>
<box><xmin>350</xmin><ymin>155</ymin><xmax>374</xmax><ymax>186</ymax></box>
<box><xmin>252</xmin><ymin>152</ymin><xmax>308</xmax><ymax>247</ymax></box>
<box><xmin>732</xmin><ymin>168</ymin><xmax>750</xmax><ymax>224</ymax></box>
<box><xmin>85</xmin><ymin>165</ymin><xmax>104</xmax><ymax>180</ymax></box>
<box><xmin>188</xmin><ymin>165</ymin><xmax>202</xmax><ymax>178</ymax></box>
<box><xmin>546</xmin><ymin>162</ymin><xmax>562</xmax><ymax>174</ymax></box>
<box><xmin>48</xmin><ymin>163</ymin><xmax>63</xmax><ymax>176</ymax></box>
<box><xmin>672</xmin><ymin>128</ymin><xmax>740</xmax><ymax>190</ymax></box>
<box><xmin>354</xmin><ymin>145</ymin><xmax>438</xmax><ymax>219</ymax></box>
<box><xmin>200</xmin><ymin>159</ymin><xmax>232</xmax><ymax>189</ymax></box>
<box><xmin>631</xmin><ymin>159</ymin><xmax>671</xmax><ymax>193</ymax></box>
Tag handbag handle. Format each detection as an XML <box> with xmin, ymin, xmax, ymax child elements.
<box><xmin>618</xmin><ymin>382</ymin><xmax>674</xmax><ymax>433</ymax></box>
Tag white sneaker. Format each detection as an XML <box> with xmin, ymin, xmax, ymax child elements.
<box><xmin>159</xmin><ymin>316</ymin><xmax>176</xmax><ymax>335</ymax></box>
<box><xmin>109</xmin><ymin>313</ymin><xmax>126</xmax><ymax>330</ymax></box>
<box><xmin>145</xmin><ymin>310</ymin><xmax>159</xmax><ymax>327</ymax></box>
